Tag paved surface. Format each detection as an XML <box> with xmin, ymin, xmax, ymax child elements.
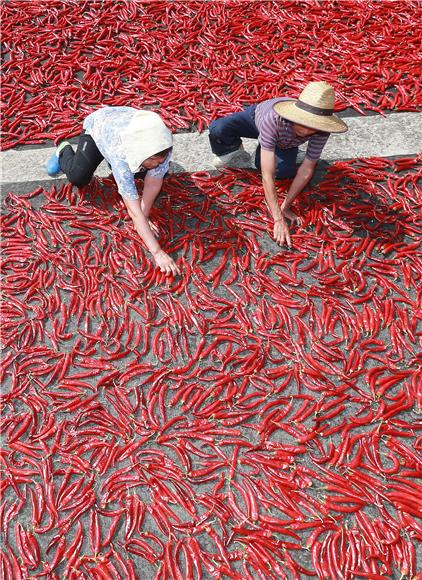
<box><xmin>1</xmin><ymin>111</ymin><xmax>420</xmax><ymax>190</ymax></box>
<box><xmin>1</xmin><ymin>102</ymin><xmax>421</xmax><ymax>578</ymax></box>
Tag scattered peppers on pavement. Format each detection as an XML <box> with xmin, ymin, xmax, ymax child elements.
<box><xmin>1</xmin><ymin>156</ymin><xmax>421</xmax><ymax>577</ymax></box>
<box><xmin>1</xmin><ymin>0</ymin><xmax>421</xmax><ymax>150</ymax></box>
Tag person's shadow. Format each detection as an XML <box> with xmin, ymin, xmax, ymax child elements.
<box><xmin>78</xmin><ymin>159</ymin><xmax>408</xmax><ymax>262</ymax></box>
<box><xmin>300</xmin><ymin>160</ymin><xmax>406</xmax><ymax>244</ymax></box>
<box><xmin>77</xmin><ymin>168</ymin><xmax>249</xmax><ymax>260</ymax></box>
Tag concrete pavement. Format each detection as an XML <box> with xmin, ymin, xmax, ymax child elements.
<box><xmin>1</xmin><ymin>111</ymin><xmax>420</xmax><ymax>190</ymax></box>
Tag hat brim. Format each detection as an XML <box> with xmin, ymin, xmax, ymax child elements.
<box><xmin>273</xmin><ymin>100</ymin><xmax>348</xmax><ymax>134</ymax></box>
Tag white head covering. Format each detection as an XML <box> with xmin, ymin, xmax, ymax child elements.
<box><xmin>120</xmin><ymin>110</ymin><xmax>173</xmax><ymax>172</ymax></box>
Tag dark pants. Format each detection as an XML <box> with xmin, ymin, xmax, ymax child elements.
<box><xmin>209</xmin><ymin>105</ymin><xmax>298</xmax><ymax>179</ymax></box>
<box><xmin>59</xmin><ymin>133</ymin><xmax>104</xmax><ymax>187</ymax></box>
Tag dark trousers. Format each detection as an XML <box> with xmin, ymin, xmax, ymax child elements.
<box><xmin>59</xmin><ymin>133</ymin><xmax>104</xmax><ymax>187</ymax></box>
<box><xmin>209</xmin><ymin>105</ymin><xmax>298</xmax><ymax>179</ymax></box>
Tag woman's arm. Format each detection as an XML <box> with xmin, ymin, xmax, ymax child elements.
<box><xmin>140</xmin><ymin>173</ymin><xmax>163</xmax><ymax>217</ymax></box>
<box><xmin>111</xmin><ymin>159</ymin><xmax>179</xmax><ymax>275</ymax></box>
<box><xmin>123</xmin><ymin>197</ymin><xmax>180</xmax><ymax>276</ymax></box>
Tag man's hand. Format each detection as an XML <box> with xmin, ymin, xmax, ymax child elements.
<box><xmin>152</xmin><ymin>249</ymin><xmax>180</xmax><ymax>276</ymax></box>
<box><xmin>273</xmin><ymin>216</ymin><xmax>291</xmax><ymax>247</ymax></box>
<box><xmin>282</xmin><ymin>206</ymin><xmax>302</xmax><ymax>226</ymax></box>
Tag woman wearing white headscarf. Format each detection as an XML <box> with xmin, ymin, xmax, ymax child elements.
<box><xmin>47</xmin><ymin>107</ymin><xmax>179</xmax><ymax>275</ymax></box>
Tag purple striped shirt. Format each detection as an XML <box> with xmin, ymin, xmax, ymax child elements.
<box><xmin>255</xmin><ymin>98</ymin><xmax>329</xmax><ymax>161</ymax></box>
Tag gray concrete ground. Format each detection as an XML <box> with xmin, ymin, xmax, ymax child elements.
<box><xmin>0</xmin><ymin>111</ymin><xmax>421</xmax><ymax>188</ymax></box>
<box><xmin>1</xmin><ymin>107</ymin><xmax>421</xmax><ymax>578</ymax></box>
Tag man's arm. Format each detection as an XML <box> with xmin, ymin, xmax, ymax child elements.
<box><xmin>281</xmin><ymin>157</ymin><xmax>317</xmax><ymax>222</ymax></box>
<box><xmin>260</xmin><ymin>148</ymin><xmax>292</xmax><ymax>246</ymax></box>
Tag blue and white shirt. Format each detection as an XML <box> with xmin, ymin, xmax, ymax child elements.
<box><xmin>83</xmin><ymin>107</ymin><xmax>171</xmax><ymax>200</ymax></box>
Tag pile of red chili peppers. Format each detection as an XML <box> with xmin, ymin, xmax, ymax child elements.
<box><xmin>1</xmin><ymin>0</ymin><xmax>421</xmax><ymax>150</ymax></box>
<box><xmin>1</xmin><ymin>156</ymin><xmax>421</xmax><ymax>578</ymax></box>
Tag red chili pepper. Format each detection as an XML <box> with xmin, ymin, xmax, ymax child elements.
<box><xmin>2</xmin><ymin>148</ymin><xmax>421</xmax><ymax>579</ymax></box>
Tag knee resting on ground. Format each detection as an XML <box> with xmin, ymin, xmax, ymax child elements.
<box><xmin>68</xmin><ymin>173</ymin><xmax>92</xmax><ymax>188</ymax></box>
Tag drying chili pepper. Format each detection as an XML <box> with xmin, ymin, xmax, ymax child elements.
<box><xmin>1</xmin><ymin>1</ymin><xmax>421</xmax><ymax>149</ymax></box>
<box><xmin>1</xmin><ymin>154</ymin><xmax>420</xmax><ymax>576</ymax></box>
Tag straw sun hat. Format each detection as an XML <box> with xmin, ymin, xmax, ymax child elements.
<box><xmin>273</xmin><ymin>81</ymin><xmax>348</xmax><ymax>133</ymax></box>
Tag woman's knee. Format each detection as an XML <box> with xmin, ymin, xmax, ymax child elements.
<box><xmin>67</xmin><ymin>171</ymin><xmax>92</xmax><ymax>187</ymax></box>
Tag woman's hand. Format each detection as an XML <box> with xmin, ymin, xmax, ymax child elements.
<box><xmin>273</xmin><ymin>216</ymin><xmax>291</xmax><ymax>247</ymax></box>
<box><xmin>152</xmin><ymin>249</ymin><xmax>180</xmax><ymax>276</ymax></box>
<box><xmin>147</xmin><ymin>218</ymin><xmax>160</xmax><ymax>237</ymax></box>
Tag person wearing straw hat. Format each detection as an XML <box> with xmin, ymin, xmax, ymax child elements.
<box><xmin>47</xmin><ymin>107</ymin><xmax>180</xmax><ymax>276</ymax></box>
<box><xmin>209</xmin><ymin>81</ymin><xmax>348</xmax><ymax>247</ymax></box>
